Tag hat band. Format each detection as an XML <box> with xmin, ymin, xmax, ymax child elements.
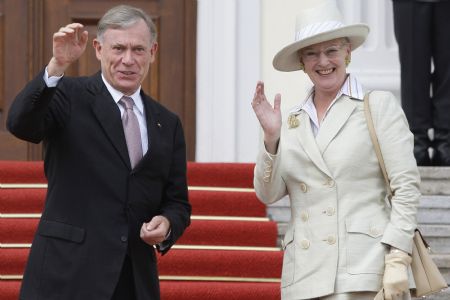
<box><xmin>295</xmin><ymin>21</ymin><xmax>344</xmax><ymax>42</ymax></box>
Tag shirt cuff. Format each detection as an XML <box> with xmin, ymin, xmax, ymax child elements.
<box><xmin>44</xmin><ymin>67</ymin><xmax>63</xmax><ymax>87</ymax></box>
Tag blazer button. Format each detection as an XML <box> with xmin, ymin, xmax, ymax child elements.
<box><xmin>326</xmin><ymin>178</ymin><xmax>335</xmax><ymax>187</ymax></box>
<box><xmin>300</xmin><ymin>211</ymin><xmax>309</xmax><ymax>222</ymax></box>
<box><xmin>326</xmin><ymin>207</ymin><xmax>335</xmax><ymax>216</ymax></box>
<box><xmin>300</xmin><ymin>239</ymin><xmax>310</xmax><ymax>249</ymax></box>
<box><xmin>326</xmin><ymin>235</ymin><xmax>336</xmax><ymax>245</ymax></box>
<box><xmin>121</xmin><ymin>236</ymin><xmax>128</xmax><ymax>242</ymax></box>
<box><xmin>300</xmin><ymin>182</ymin><xmax>307</xmax><ymax>193</ymax></box>
<box><xmin>370</xmin><ymin>227</ymin><xmax>380</xmax><ymax>236</ymax></box>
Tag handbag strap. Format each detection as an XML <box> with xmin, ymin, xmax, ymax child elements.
<box><xmin>363</xmin><ymin>92</ymin><xmax>393</xmax><ymax>201</ymax></box>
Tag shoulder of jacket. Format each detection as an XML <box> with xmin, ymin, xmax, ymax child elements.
<box><xmin>145</xmin><ymin>95</ymin><xmax>181</xmax><ymax>124</ymax></box>
<box><xmin>367</xmin><ymin>90</ymin><xmax>395</xmax><ymax>100</ymax></box>
<box><xmin>367</xmin><ymin>90</ymin><xmax>398</xmax><ymax>109</ymax></box>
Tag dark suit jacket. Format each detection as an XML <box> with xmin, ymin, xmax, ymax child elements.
<box><xmin>7</xmin><ymin>70</ymin><xmax>191</xmax><ymax>300</ymax></box>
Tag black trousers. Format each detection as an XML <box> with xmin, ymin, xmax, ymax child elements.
<box><xmin>393</xmin><ymin>0</ymin><xmax>450</xmax><ymax>132</ymax></box>
<box><xmin>112</xmin><ymin>255</ymin><xmax>136</xmax><ymax>300</ymax></box>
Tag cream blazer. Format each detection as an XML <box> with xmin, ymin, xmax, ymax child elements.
<box><xmin>254</xmin><ymin>91</ymin><xmax>421</xmax><ymax>300</ymax></box>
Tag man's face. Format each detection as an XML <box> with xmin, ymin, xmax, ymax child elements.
<box><xmin>93</xmin><ymin>19</ymin><xmax>157</xmax><ymax>95</ymax></box>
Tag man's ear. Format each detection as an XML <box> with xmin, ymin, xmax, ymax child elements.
<box><xmin>93</xmin><ymin>38</ymin><xmax>102</xmax><ymax>61</ymax></box>
<box><xmin>149</xmin><ymin>42</ymin><xmax>158</xmax><ymax>63</ymax></box>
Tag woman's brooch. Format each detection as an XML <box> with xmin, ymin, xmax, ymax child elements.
<box><xmin>287</xmin><ymin>114</ymin><xmax>300</xmax><ymax>129</ymax></box>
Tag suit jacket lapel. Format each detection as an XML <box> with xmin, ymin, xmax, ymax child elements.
<box><xmin>88</xmin><ymin>73</ymin><xmax>131</xmax><ymax>169</ymax></box>
<box><xmin>295</xmin><ymin>111</ymin><xmax>332</xmax><ymax>177</ymax></box>
<box><xmin>136</xmin><ymin>92</ymin><xmax>161</xmax><ymax>169</ymax></box>
<box><xmin>315</xmin><ymin>96</ymin><xmax>357</xmax><ymax>155</ymax></box>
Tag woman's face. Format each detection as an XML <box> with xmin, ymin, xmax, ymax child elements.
<box><xmin>300</xmin><ymin>38</ymin><xmax>351</xmax><ymax>95</ymax></box>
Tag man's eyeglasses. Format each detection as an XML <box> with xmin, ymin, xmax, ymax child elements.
<box><xmin>300</xmin><ymin>43</ymin><xmax>348</xmax><ymax>62</ymax></box>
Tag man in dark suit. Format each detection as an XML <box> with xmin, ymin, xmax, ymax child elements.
<box><xmin>393</xmin><ymin>0</ymin><xmax>450</xmax><ymax>166</ymax></box>
<box><xmin>7</xmin><ymin>5</ymin><xmax>191</xmax><ymax>300</ymax></box>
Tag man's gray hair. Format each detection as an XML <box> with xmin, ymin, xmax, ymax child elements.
<box><xmin>97</xmin><ymin>5</ymin><xmax>157</xmax><ymax>45</ymax></box>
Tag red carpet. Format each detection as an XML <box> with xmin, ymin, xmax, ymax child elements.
<box><xmin>186</xmin><ymin>162</ymin><xmax>255</xmax><ymax>188</ymax></box>
<box><xmin>188</xmin><ymin>190</ymin><xmax>267</xmax><ymax>217</ymax></box>
<box><xmin>0</xmin><ymin>161</ymin><xmax>46</xmax><ymax>183</ymax></box>
<box><xmin>0</xmin><ymin>161</ymin><xmax>256</xmax><ymax>187</ymax></box>
<box><xmin>160</xmin><ymin>281</ymin><xmax>281</xmax><ymax>300</ymax></box>
<box><xmin>0</xmin><ymin>189</ymin><xmax>267</xmax><ymax>217</ymax></box>
<box><xmin>0</xmin><ymin>189</ymin><xmax>46</xmax><ymax>213</ymax></box>
<box><xmin>0</xmin><ymin>280</ymin><xmax>281</xmax><ymax>300</ymax></box>
<box><xmin>0</xmin><ymin>281</ymin><xmax>20</xmax><ymax>300</ymax></box>
<box><xmin>0</xmin><ymin>161</ymin><xmax>282</xmax><ymax>299</ymax></box>
<box><xmin>0</xmin><ymin>249</ymin><xmax>28</xmax><ymax>275</ymax></box>
<box><xmin>0</xmin><ymin>247</ymin><xmax>282</xmax><ymax>278</ymax></box>
<box><xmin>0</xmin><ymin>218</ymin><xmax>278</xmax><ymax>247</ymax></box>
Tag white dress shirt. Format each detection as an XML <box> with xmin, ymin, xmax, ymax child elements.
<box><xmin>289</xmin><ymin>73</ymin><xmax>365</xmax><ymax>137</ymax></box>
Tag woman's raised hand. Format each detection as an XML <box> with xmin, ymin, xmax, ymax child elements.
<box><xmin>251</xmin><ymin>81</ymin><xmax>282</xmax><ymax>154</ymax></box>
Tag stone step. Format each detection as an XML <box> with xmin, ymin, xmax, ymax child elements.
<box><xmin>412</xmin><ymin>288</ymin><xmax>450</xmax><ymax>300</ymax></box>
<box><xmin>432</xmin><ymin>254</ymin><xmax>450</xmax><ymax>285</ymax></box>
<box><xmin>417</xmin><ymin>196</ymin><xmax>450</xmax><ymax>224</ymax></box>
<box><xmin>419</xmin><ymin>167</ymin><xmax>450</xmax><ymax>195</ymax></box>
<box><xmin>418</xmin><ymin>224</ymin><xmax>450</xmax><ymax>254</ymax></box>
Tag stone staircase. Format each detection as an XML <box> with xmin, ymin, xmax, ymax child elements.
<box><xmin>267</xmin><ymin>167</ymin><xmax>450</xmax><ymax>299</ymax></box>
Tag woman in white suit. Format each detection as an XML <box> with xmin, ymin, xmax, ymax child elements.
<box><xmin>252</xmin><ymin>1</ymin><xmax>420</xmax><ymax>300</ymax></box>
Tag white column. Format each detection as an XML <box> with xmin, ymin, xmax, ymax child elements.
<box><xmin>196</xmin><ymin>0</ymin><xmax>261</xmax><ymax>162</ymax></box>
<box><xmin>235</xmin><ymin>0</ymin><xmax>261</xmax><ymax>162</ymax></box>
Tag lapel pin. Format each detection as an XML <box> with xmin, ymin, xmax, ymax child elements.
<box><xmin>288</xmin><ymin>114</ymin><xmax>300</xmax><ymax>129</ymax></box>
<box><xmin>157</xmin><ymin>122</ymin><xmax>162</xmax><ymax>128</ymax></box>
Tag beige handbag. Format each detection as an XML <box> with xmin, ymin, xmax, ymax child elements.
<box><xmin>364</xmin><ymin>92</ymin><xmax>448</xmax><ymax>298</ymax></box>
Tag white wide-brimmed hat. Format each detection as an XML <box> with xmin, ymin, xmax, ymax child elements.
<box><xmin>273</xmin><ymin>0</ymin><xmax>369</xmax><ymax>72</ymax></box>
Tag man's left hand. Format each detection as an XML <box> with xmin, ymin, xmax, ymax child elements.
<box><xmin>140</xmin><ymin>215</ymin><xmax>171</xmax><ymax>246</ymax></box>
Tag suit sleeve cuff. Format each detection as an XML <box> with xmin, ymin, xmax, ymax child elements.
<box><xmin>381</xmin><ymin>224</ymin><xmax>414</xmax><ymax>254</ymax></box>
<box><xmin>156</xmin><ymin>228</ymin><xmax>172</xmax><ymax>253</ymax></box>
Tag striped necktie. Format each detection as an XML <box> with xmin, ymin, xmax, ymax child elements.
<box><xmin>119</xmin><ymin>96</ymin><xmax>143</xmax><ymax>168</ymax></box>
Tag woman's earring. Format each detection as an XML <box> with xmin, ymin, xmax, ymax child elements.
<box><xmin>345</xmin><ymin>57</ymin><xmax>351</xmax><ymax>66</ymax></box>
<box><xmin>299</xmin><ymin>62</ymin><xmax>305</xmax><ymax>72</ymax></box>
